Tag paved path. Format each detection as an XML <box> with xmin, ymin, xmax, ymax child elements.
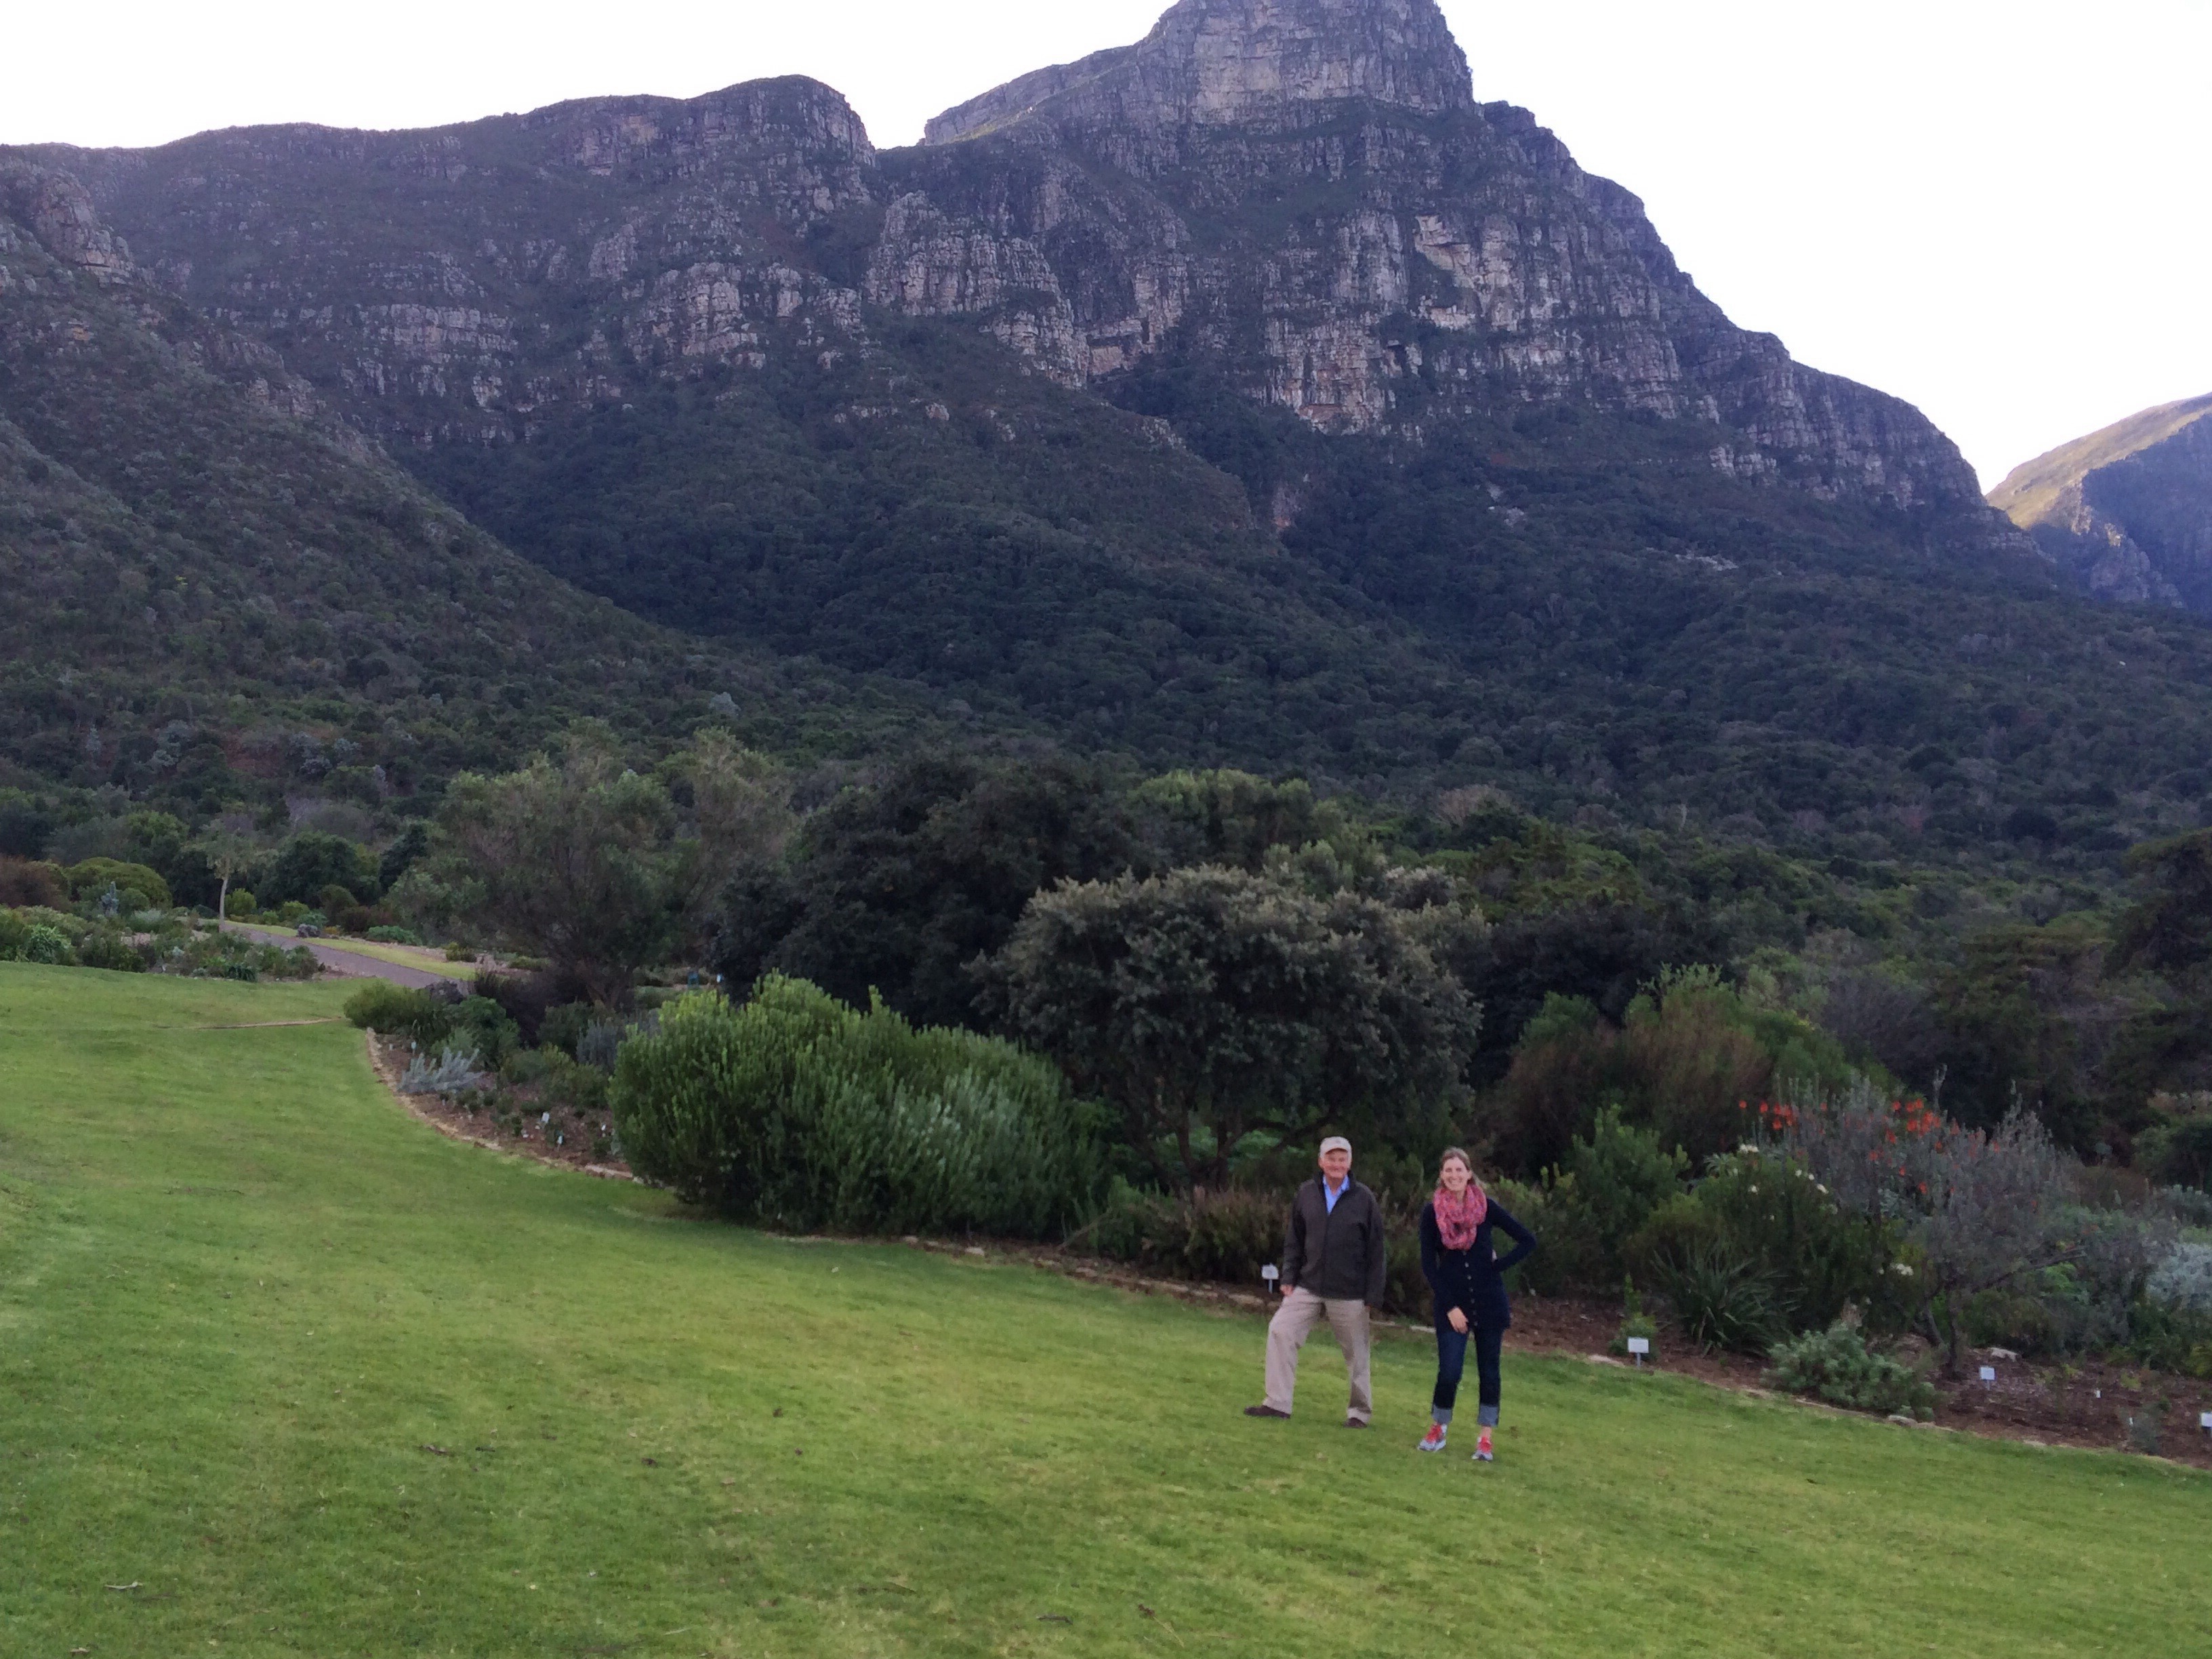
<box><xmin>224</xmin><ymin>924</ymin><xmax>450</xmax><ymax>989</ymax></box>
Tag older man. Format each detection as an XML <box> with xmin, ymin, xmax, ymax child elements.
<box><xmin>1245</xmin><ymin>1135</ymin><xmax>1388</xmax><ymax>1427</ymax></box>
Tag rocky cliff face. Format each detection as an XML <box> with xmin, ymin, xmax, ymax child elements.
<box><xmin>1990</xmin><ymin>396</ymin><xmax>2212</xmax><ymax>612</ymax></box>
<box><xmin>9</xmin><ymin>0</ymin><xmax>2007</xmax><ymax>529</ymax></box>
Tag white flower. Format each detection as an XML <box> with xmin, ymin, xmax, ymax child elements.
<box><xmin>1748</xmin><ymin>1185</ymin><xmax>1759</xmax><ymax>1194</ymax></box>
<box><xmin>1893</xmin><ymin>1263</ymin><xmax>1914</xmax><ymax>1277</ymax></box>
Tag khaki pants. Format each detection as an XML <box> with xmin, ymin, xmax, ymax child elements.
<box><xmin>1263</xmin><ymin>1287</ymin><xmax>1372</xmax><ymax>1422</ymax></box>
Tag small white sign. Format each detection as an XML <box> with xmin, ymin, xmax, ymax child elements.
<box><xmin>1261</xmin><ymin>1265</ymin><xmax>1279</xmax><ymax>1286</ymax></box>
<box><xmin>1626</xmin><ymin>1337</ymin><xmax>1651</xmax><ymax>1356</ymax></box>
<box><xmin>1979</xmin><ymin>1366</ymin><xmax>1997</xmax><ymax>1383</ymax></box>
<box><xmin>2200</xmin><ymin>1412</ymin><xmax>2212</xmax><ymax>1431</ymax></box>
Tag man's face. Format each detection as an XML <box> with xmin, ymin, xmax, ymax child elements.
<box><xmin>1319</xmin><ymin>1146</ymin><xmax>1351</xmax><ymax>1185</ymax></box>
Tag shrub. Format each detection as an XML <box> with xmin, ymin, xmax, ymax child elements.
<box><xmin>1783</xmin><ymin>1083</ymin><xmax>2156</xmax><ymax>1372</ymax></box>
<box><xmin>2147</xmin><ymin>1241</ymin><xmax>2212</xmax><ymax>1314</ymax></box>
<box><xmin>579</xmin><ymin>1015</ymin><xmax>647</xmax><ymax>1072</ymax></box>
<box><xmin>764</xmin><ymin>998</ymin><xmax>1105</xmax><ymax>1238</ymax></box>
<box><xmin>1088</xmin><ymin>1183</ymin><xmax>1284</xmax><ymax>1285</ymax></box>
<box><xmin>1553</xmin><ymin>1107</ymin><xmax>1687</xmax><ymax>1286</ymax></box>
<box><xmin>225</xmin><ymin>890</ymin><xmax>258</xmax><ymax>919</ymax></box>
<box><xmin>444</xmin><ymin>941</ymin><xmax>477</xmax><ymax>962</ymax></box>
<box><xmin>614</xmin><ymin>979</ymin><xmax>872</xmax><ymax>1210</ymax></box>
<box><xmin>2127</xmin><ymin>1297</ymin><xmax>2212</xmax><ymax>1378</ymax></box>
<box><xmin>75</xmin><ymin>930</ymin><xmax>146</xmax><ymax>972</ymax></box>
<box><xmin>401</xmin><ymin>1044</ymin><xmax>487</xmax><ymax>1095</ymax></box>
<box><xmin>538</xmin><ymin>1002</ymin><xmax>596</xmax><ymax>1059</ymax></box>
<box><xmin>1488</xmin><ymin>1173</ymin><xmax>1602</xmax><ymax>1296</ymax></box>
<box><xmin>1655</xmin><ymin>1245</ymin><xmax>1791</xmax><ymax>1354</ymax></box>
<box><xmin>1764</xmin><ymin>1322</ymin><xmax>1936</xmax><ymax>1417</ymax></box>
<box><xmin>0</xmin><ymin>857</ymin><xmax>66</xmax><ymax>909</ymax></box>
<box><xmin>62</xmin><ymin>859</ymin><xmax>172</xmax><ymax>911</ymax></box>
<box><xmin>343</xmin><ymin>982</ymin><xmax>453</xmax><ymax>1047</ymax></box>
<box><xmin>539</xmin><ymin>1049</ymin><xmax>611</xmax><ymax>1115</ymax></box>
<box><xmin>449</xmin><ymin>996</ymin><xmax>521</xmax><ymax>1070</ymax></box>
<box><xmin>22</xmin><ymin>924</ymin><xmax>74</xmax><ymax>966</ymax></box>
<box><xmin>365</xmin><ymin>926</ymin><xmax>422</xmax><ymax>946</ymax></box>
<box><xmin>1678</xmin><ymin>1149</ymin><xmax>1915</xmax><ymax>1334</ymax></box>
<box><xmin>612</xmin><ymin>977</ymin><xmax>1105</xmax><ymax>1239</ymax></box>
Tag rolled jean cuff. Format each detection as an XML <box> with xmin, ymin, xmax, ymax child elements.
<box><xmin>1477</xmin><ymin>1404</ymin><xmax>1500</xmax><ymax>1428</ymax></box>
<box><xmin>1431</xmin><ymin>1406</ymin><xmax>1453</xmax><ymax>1426</ymax></box>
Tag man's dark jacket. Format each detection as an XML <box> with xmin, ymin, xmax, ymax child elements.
<box><xmin>1281</xmin><ymin>1175</ymin><xmax>1389</xmax><ymax>1305</ymax></box>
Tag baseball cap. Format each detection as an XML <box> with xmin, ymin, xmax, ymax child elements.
<box><xmin>1319</xmin><ymin>1135</ymin><xmax>1351</xmax><ymax>1155</ymax></box>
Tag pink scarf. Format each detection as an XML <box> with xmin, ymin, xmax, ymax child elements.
<box><xmin>1433</xmin><ymin>1181</ymin><xmax>1488</xmax><ymax>1251</ymax></box>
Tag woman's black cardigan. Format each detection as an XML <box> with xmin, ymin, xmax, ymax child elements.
<box><xmin>1419</xmin><ymin>1200</ymin><xmax>1538</xmax><ymax>1331</ymax></box>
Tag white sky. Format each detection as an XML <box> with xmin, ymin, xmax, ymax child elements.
<box><xmin>6</xmin><ymin>0</ymin><xmax>2207</xmax><ymax>488</ymax></box>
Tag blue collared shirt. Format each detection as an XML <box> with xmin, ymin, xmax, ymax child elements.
<box><xmin>1323</xmin><ymin>1176</ymin><xmax>1347</xmax><ymax>1213</ymax></box>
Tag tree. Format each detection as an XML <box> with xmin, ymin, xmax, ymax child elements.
<box><xmin>261</xmin><ymin>832</ymin><xmax>381</xmax><ymax>909</ymax></box>
<box><xmin>714</xmin><ymin>754</ymin><xmax>1139</xmax><ymax>1029</ymax></box>
<box><xmin>983</xmin><ymin>865</ymin><xmax>1479</xmax><ymax>1189</ymax></box>
<box><xmin>2112</xmin><ymin>830</ymin><xmax>2212</xmax><ymax>983</ymax></box>
<box><xmin>407</xmin><ymin>728</ymin><xmax>787</xmax><ymax>1005</ymax></box>
<box><xmin>193</xmin><ymin>830</ymin><xmax>260</xmax><ymax>924</ymax></box>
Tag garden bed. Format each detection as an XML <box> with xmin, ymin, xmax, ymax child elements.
<box><xmin>366</xmin><ymin>1032</ymin><xmax>630</xmax><ymax>1181</ymax></box>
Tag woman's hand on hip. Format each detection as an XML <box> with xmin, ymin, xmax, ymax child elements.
<box><xmin>1447</xmin><ymin>1307</ymin><xmax>1469</xmax><ymax>1334</ymax></box>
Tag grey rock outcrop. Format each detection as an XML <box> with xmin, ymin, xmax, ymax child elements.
<box><xmin>9</xmin><ymin>0</ymin><xmax>2003</xmax><ymax>524</ymax></box>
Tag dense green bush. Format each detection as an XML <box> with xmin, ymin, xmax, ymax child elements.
<box><xmin>612</xmin><ymin>977</ymin><xmax>1105</xmax><ymax>1239</ymax></box>
<box><xmin>611</xmin><ymin>977</ymin><xmax>846</xmax><ymax>1209</ymax></box>
<box><xmin>343</xmin><ymin>983</ymin><xmax>454</xmax><ymax>1048</ymax></box>
<box><xmin>1764</xmin><ymin>1322</ymin><xmax>1936</xmax><ymax>1417</ymax></box>
<box><xmin>74</xmin><ymin>930</ymin><xmax>146</xmax><ymax>972</ymax></box>
<box><xmin>1628</xmin><ymin>1148</ymin><xmax>1914</xmax><ymax>1336</ymax></box>
<box><xmin>1487</xmin><ymin>1174</ymin><xmax>1593</xmax><ymax>1297</ymax></box>
<box><xmin>1655</xmin><ymin>1246</ymin><xmax>1792</xmax><ymax>1355</ymax></box>
<box><xmin>448</xmin><ymin>997</ymin><xmax>521</xmax><ymax>1071</ymax></box>
<box><xmin>365</xmin><ymin>926</ymin><xmax>422</xmax><ymax>946</ymax></box>
<box><xmin>537</xmin><ymin>1002</ymin><xmax>596</xmax><ymax>1060</ymax></box>
<box><xmin>1555</xmin><ymin>1109</ymin><xmax>1687</xmax><ymax>1285</ymax></box>
<box><xmin>62</xmin><ymin>859</ymin><xmax>173</xmax><ymax>912</ymax></box>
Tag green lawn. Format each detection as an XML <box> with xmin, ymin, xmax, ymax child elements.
<box><xmin>1</xmin><ymin>965</ymin><xmax>2205</xmax><ymax>1658</ymax></box>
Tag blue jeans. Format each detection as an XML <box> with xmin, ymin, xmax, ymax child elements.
<box><xmin>1433</xmin><ymin>1319</ymin><xmax>1502</xmax><ymax>1427</ymax></box>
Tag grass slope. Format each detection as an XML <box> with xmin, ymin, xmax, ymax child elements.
<box><xmin>1</xmin><ymin>965</ymin><xmax>2205</xmax><ymax>1657</ymax></box>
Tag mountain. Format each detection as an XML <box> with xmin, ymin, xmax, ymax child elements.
<box><xmin>29</xmin><ymin>0</ymin><xmax>2001</xmax><ymax>523</ymax></box>
<box><xmin>1990</xmin><ymin>395</ymin><xmax>2212</xmax><ymax>611</ymax></box>
<box><xmin>7</xmin><ymin>0</ymin><xmax>2212</xmax><ymax>873</ymax></box>
<box><xmin>0</xmin><ymin>158</ymin><xmax>894</xmax><ymax>816</ymax></box>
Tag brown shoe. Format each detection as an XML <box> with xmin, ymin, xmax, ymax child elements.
<box><xmin>1344</xmin><ymin>1418</ymin><xmax>1369</xmax><ymax>1429</ymax></box>
<box><xmin>1243</xmin><ymin>1404</ymin><xmax>1290</xmax><ymax>1418</ymax></box>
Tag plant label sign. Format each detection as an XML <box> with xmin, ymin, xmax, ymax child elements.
<box><xmin>1626</xmin><ymin>1337</ymin><xmax>1650</xmax><ymax>1357</ymax></box>
<box><xmin>2200</xmin><ymin>1412</ymin><xmax>2212</xmax><ymax>1431</ymax></box>
<box><xmin>1979</xmin><ymin>1367</ymin><xmax>1997</xmax><ymax>1384</ymax></box>
<box><xmin>1261</xmin><ymin>1265</ymin><xmax>1279</xmax><ymax>1290</ymax></box>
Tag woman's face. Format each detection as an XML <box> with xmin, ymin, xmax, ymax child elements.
<box><xmin>1439</xmin><ymin>1157</ymin><xmax>1471</xmax><ymax>1194</ymax></box>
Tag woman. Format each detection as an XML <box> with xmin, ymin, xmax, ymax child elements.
<box><xmin>1418</xmin><ymin>1148</ymin><xmax>1536</xmax><ymax>1462</ymax></box>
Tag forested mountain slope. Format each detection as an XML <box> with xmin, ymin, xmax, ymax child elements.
<box><xmin>0</xmin><ymin>160</ymin><xmax>886</xmax><ymax>815</ymax></box>
<box><xmin>4</xmin><ymin>0</ymin><xmax>2211</xmax><ymax>874</ymax></box>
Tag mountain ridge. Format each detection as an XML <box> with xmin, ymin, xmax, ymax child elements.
<box><xmin>1990</xmin><ymin>394</ymin><xmax>2212</xmax><ymax>612</ymax></box>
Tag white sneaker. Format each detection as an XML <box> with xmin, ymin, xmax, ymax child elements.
<box><xmin>1417</xmin><ymin>1423</ymin><xmax>1448</xmax><ymax>1452</ymax></box>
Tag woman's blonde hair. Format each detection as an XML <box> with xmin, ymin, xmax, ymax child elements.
<box><xmin>1438</xmin><ymin>1146</ymin><xmax>1476</xmax><ymax>1181</ymax></box>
